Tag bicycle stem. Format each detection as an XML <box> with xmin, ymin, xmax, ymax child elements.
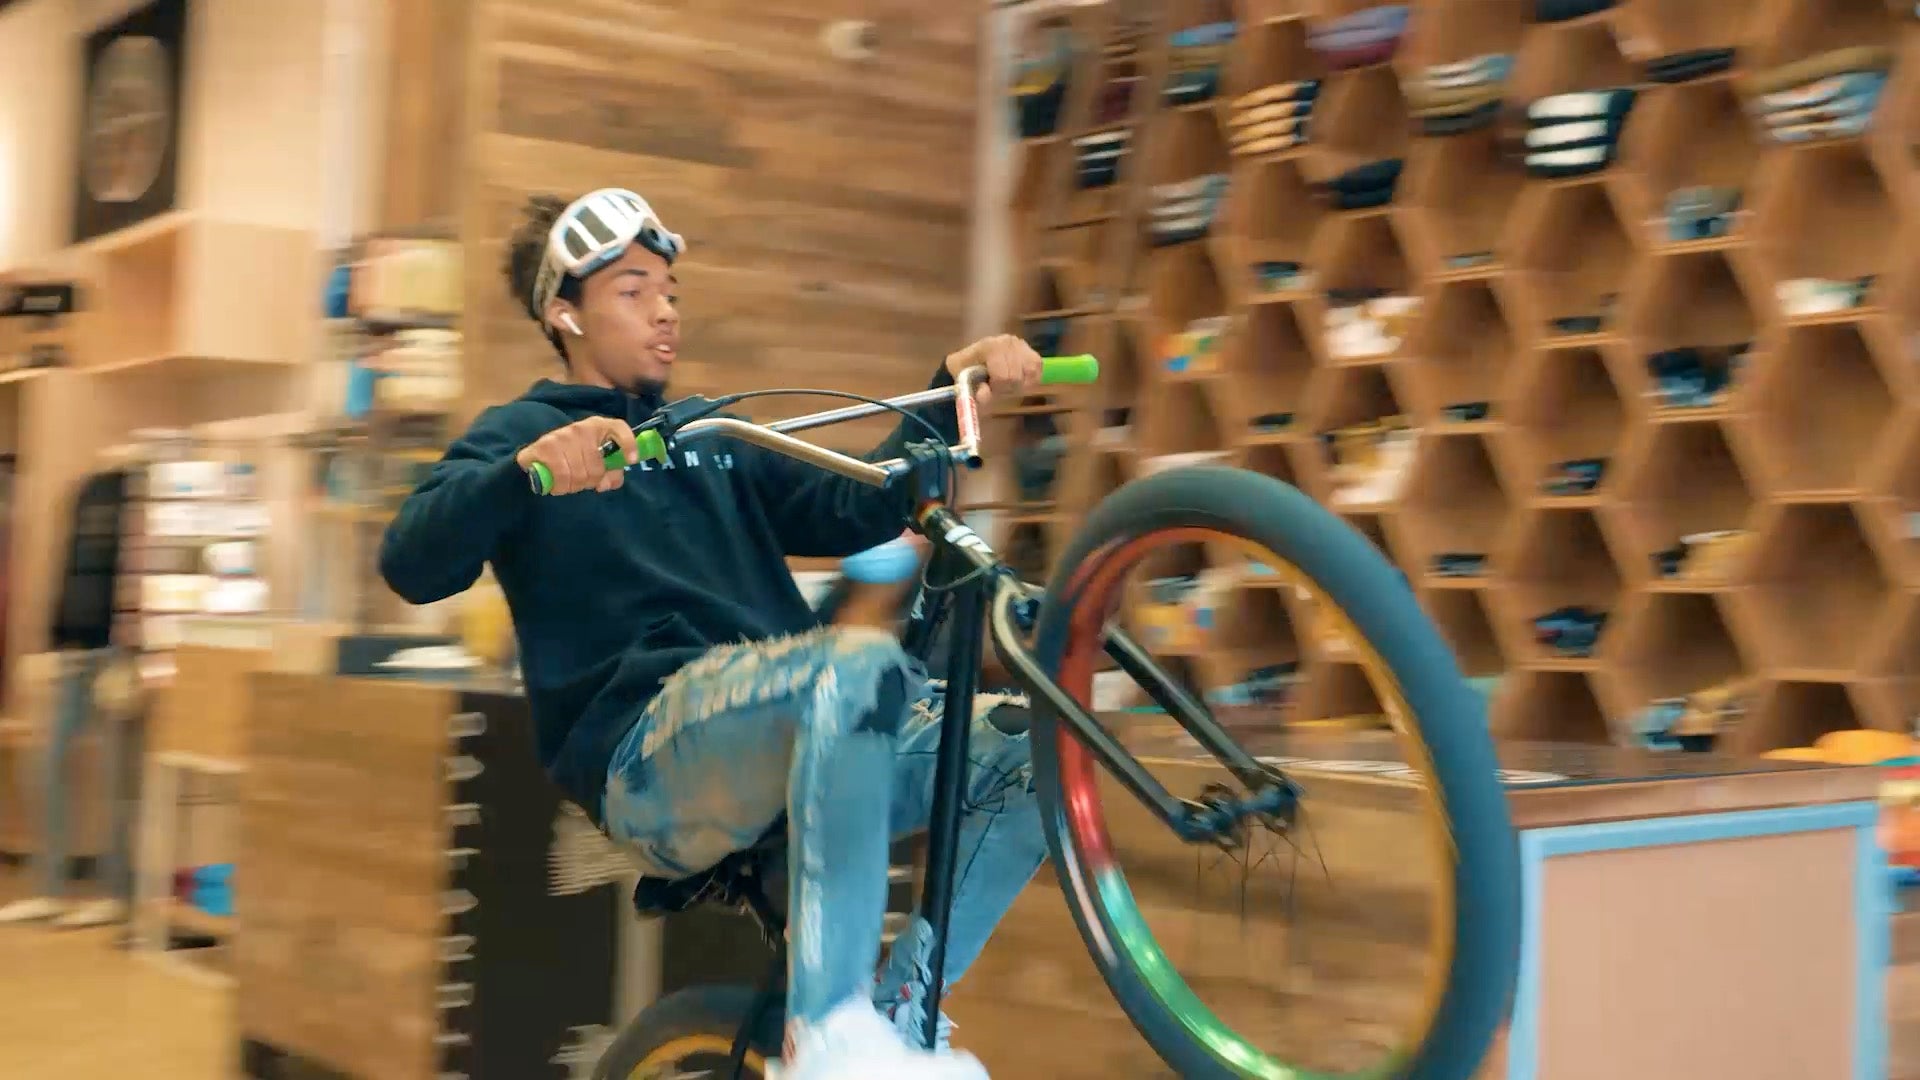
<box><xmin>669</xmin><ymin>366</ymin><xmax>990</xmax><ymax>487</ymax></box>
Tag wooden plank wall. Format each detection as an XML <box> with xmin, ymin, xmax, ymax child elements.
<box><xmin>459</xmin><ymin>1</ymin><xmax>982</xmax><ymax>449</ymax></box>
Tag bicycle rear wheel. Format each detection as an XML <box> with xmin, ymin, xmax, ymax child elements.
<box><xmin>1027</xmin><ymin>465</ymin><xmax>1520</xmax><ymax>1080</ymax></box>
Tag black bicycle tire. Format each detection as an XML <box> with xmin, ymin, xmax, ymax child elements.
<box><xmin>1026</xmin><ymin>464</ymin><xmax>1521</xmax><ymax>1080</ymax></box>
<box><xmin>592</xmin><ymin>985</ymin><xmax>785</xmax><ymax>1080</ymax></box>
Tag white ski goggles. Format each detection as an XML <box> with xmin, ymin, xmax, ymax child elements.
<box><xmin>529</xmin><ymin>188</ymin><xmax>687</xmax><ymax>317</ymax></box>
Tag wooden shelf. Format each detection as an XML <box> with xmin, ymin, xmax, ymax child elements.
<box><xmin>65</xmin><ymin>215</ymin><xmax>317</xmax><ymax>374</ymax></box>
<box><xmin>1730</xmin><ymin>502</ymin><xmax>1898</xmax><ymax>674</ymax></box>
<box><xmin>1743</xmin><ymin>322</ymin><xmax>1898</xmax><ymax>496</ymax></box>
<box><xmin>999</xmin><ymin>0</ymin><xmax>1920</xmax><ymax>754</ymax></box>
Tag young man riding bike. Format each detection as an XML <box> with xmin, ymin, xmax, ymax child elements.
<box><xmin>380</xmin><ymin>189</ymin><xmax>1047</xmax><ymax>1080</ymax></box>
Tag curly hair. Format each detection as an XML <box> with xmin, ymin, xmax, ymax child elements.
<box><xmin>504</xmin><ymin>193</ymin><xmax>580</xmax><ymax>364</ymax></box>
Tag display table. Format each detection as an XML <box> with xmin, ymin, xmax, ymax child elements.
<box><xmin>946</xmin><ymin>723</ymin><xmax>1888</xmax><ymax>1080</ymax></box>
<box><xmin>234</xmin><ymin>673</ymin><xmax>622</xmax><ymax>1080</ymax></box>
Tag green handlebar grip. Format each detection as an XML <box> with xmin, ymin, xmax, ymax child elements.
<box><xmin>526</xmin><ymin>428</ymin><xmax>671</xmax><ymax>495</ymax></box>
<box><xmin>1038</xmin><ymin>354</ymin><xmax>1099</xmax><ymax>385</ymax></box>
<box><xmin>631</xmin><ymin>429</ymin><xmax>670</xmax><ymax>466</ymax></box>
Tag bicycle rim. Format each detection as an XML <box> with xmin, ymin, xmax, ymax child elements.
<box><xmin>1048</xmin><ymin>525</ymin><xmax>1451</xmax><ymax>1080</ymax></box>
<box><xmin>629</xmin><ymin>1036</ymin><xmax>766</xmax><ymax>1080</ymax></box>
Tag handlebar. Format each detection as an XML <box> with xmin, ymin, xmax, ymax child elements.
<box><xmin>524</xmin><ymin>354</ymin><xmax>1100</xmax><ymax>496</ymax></box>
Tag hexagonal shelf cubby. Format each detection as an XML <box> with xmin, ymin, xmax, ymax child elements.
<box><xmin>1147</xmin><ymin>104</ymin><xmax>1229</xmax><ymax>188</ymax></box>
<box><xmin>1505</xmin><ymin>11</ymin><xmax>1637</xmax><ymax>104</ymax></box>
<box><xmin>1614</xmin><ymin>0</ymin><xmax>1766</xmax><ymax>61</ymax></box>
<box><xmin>1491</xmin><ymin>669</ymin><xmax>1612</xmax><ymax>743</ymax></box>
<box><xmin>1135</xmin><ymin>374</ymin><xmax>1233</xmax><ymax>463</ymax></box>
<box><xmin>1397</xmin><ymin>129</ymin><xmax>1526</xmax><ymax>277</ymax></box>
<box><xmin>1730</xmin><ymin>502</ymin><xmax>1896</xmax><ymax>675</ymax></box>
<box><xmin>1306</xmin><ymin>64</ymin><xmax>1410</xmax><ymax>182</ymax></box>
<box><xmin>1855</xmin><ymin>594</ymin><xmax>1920</xmax><ymax>731</ymax></box>
<box><xmin>1740</xmin><ymin>322</ymin><xmax>1898</xmax><ymax>496</ymax></box>
<box><xmin>1060</xmin><ymin>445</ymin><xmax>1133</xmax><ymax>516</ymax></box>
<box><xmin>1305</xmin><ymin>363</ymin><xmax>1412</xmax><ymax>509</ymax></box>
<box><xmin>1228</xmin><ymin>10</ymin><xmax>1322</xmax><ymax>110</ymax></box>
<box><xmin>1749</xmin><ymin>141</ymin><xmax>1896</xmax><ymax>308</ymax></box>
<box><xmin>1502</xmin><ymin>345</ymin><xmax>1632</xmax><ymax>497</ymax></box>
<box><xmin>1615</xmin><ymin>77</ymin><xmax>1759</xmax><ymax>247</ymax></box>
<box><xmin>1421</xmin><ymin>585</ymin><xmax>1509</xmax><ymax>680</ymax></box>
<box><xmin>1238</xmin><ymin>439</ymin><xmax>1304</xmax><ymax>492</ymax></box>
<box><xmin>1393</xmin><ymin>431</ymin><xmax>1510</xmax><ymax>583</ymax></box>
<box><xmin>1746</xmin><ymin>0</ymin><xmax>1904</xmax><ymax>71</ymax></box>
<box><xmin>1608</xmin><ymin>418</ymin><xmax>1758</xmax><ymax>585</ymax></box>
<box><xmin>1235</xmin><ymin>158</ymin><xmax>1325</xmax><ymax>299</ymax></box>
<box><xmin>1623</xmin><ymin>248</ymin><xmax>1764</xmax><ymax>413</ymax></box>
<box><xmin>1295</xmin><ymin>658</ymin><xmax>1392</xmax><ymax>726</ymax></box>
<box><xmin>1313</xmin><ymin>205</ymin><xmax>1415</xmax><ymax>297</ymax></box>
<box><xmin>1504</xmin><ymin>180</ymin><xmax>1635</xmax><ymax>340</ymax></box>
<box><xmin>1144</xmin><ymin>241</ymin><xmax>1230</xmax><ymax>377</ymax></box>
<box><xmin>1400</xmin><ymin>280</ymin><xmax>1518</xmax><ymax>423</ymax></box>
<box><xmin>1864</xmin><ymin>410</ymin><xmax>1920</xmax><ymax>585</ymax></box>
<box><xmin>1086</xmin><ymin>314</ymin><xmax>1142</xmax><ymax>437</ymax></box>
<box><xmin>1607</xmin><ymin>591</ymin><xmax>1752</xmax><ymax>727</ymax></box>
<box><xmin>1493</xmin><ymin>506</ymin><xmax>1624</xmax><ymax>664</ymax></box>
<box><xmin>1733</xmin><ymin>680</ymin><xmax>1871</xmax><ymax>756</ymax></box>
<box><xmin>1238</xmin><ymin>300</ymin><xmax>1314</xmax><ymax>434</ymax></box>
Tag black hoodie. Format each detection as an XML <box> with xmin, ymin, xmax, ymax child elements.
<box><xmin>379</xmin><ymin>370</ymin><xmax>958</xmax><ymax>821</ymax></box>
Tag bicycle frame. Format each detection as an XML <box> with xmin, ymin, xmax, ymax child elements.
<box><xmin>650</xmin><ymin>369</ymin><xmax>1294</xmax><ymax>1051</ymax></box>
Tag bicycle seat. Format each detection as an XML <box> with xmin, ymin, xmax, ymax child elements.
<box><xmin>630</xmin><ymin>816</ymin><xmax>788</xmax><ymax>919</ymax></box>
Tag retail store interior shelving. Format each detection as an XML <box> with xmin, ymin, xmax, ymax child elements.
<box><xmin>992</xmin><ymin>0</ymin><xmax>1920</xmax><ymax>751</ymax></box>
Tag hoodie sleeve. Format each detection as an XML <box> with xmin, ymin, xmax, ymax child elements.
<box><xmin>379</xmin><ymin>404</ymin><xmax>553</xmax><ymax>604</ymax></box>
<box><xmin>747</xmin><ymin>365</ymin><xmax>962</xmax><ymax>558</ymax></box>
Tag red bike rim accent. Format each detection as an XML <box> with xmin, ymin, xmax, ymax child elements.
<box><xmin>1054</xmin><ymin>527</ymin><xmax>1223</xmax><ymax>874</ymax></box>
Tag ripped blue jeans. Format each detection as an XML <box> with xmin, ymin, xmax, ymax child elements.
<box><xmin>602</xmin><ymin>626</ymin><xmax>1048</xmax><ymax>1042</ymax></box>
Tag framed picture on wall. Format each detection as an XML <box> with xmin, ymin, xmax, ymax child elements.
<box><xmin>70</xmin><ymin>0</ymin><xmax>189</xmax><ymax>243</ymax></box>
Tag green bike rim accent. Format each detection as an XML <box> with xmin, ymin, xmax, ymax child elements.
<box><xmin>1053</xmin><ymin>527</ymin><xmax>1416</xmax><ymax>1080</ymax></box>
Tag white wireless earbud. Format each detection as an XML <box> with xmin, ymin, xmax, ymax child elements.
<box><xmin>560</xmin><ymin>312</ymin><xmax>584</xmax><ymax>336</ymax></box>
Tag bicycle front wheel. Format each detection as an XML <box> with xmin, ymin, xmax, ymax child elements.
<box><xmin>1027</xmin><ymin>464</ymin><xmax>1521</xmax><ymax>1080</ymax></box>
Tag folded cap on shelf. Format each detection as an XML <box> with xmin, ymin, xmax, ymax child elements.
<box><xmin>1534</xmin><ymin>0</ymin><xmax>1613</xmax><ymax>20</ymax></box>
<box><xmin>1644</xmin><ymin>47</ymin><xmax>1736</xmax><ymax>84</ymax></box>
<box><xmin>1744</xmin><ymin>44</ymin><xmax>1894</xmax><ymax>96</ymax></box>
<box><xmin>1526</xmin><ymin>86</ymin><xmax>1638</xmax><ymax>123</ymax></box>
<box><xmin>1234</xmin><ymin>80</ymin><xmax>1320</xmax><ymax>110</ymax></box>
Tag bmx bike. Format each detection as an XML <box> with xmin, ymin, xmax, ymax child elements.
<box><xmin>526</xmin><ymin>357</ymin><xmax>1522</xmax><ymax>1080</ymax></box>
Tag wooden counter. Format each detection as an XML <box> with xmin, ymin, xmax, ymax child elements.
<box><xmin>945</xmin><ymin>723</ymin><xmax>1887</xmax><ymax>1080</ymax></box>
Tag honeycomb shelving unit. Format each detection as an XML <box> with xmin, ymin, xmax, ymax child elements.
<box><xmin>996</xmin><ymin>0</ymin><xmax>1920</xmax><ymax>753</ymax></box>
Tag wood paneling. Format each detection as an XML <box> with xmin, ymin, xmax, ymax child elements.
<box><xmin>461</xmin><ymin>2</ymin><xmax>981</xmax><ymax>444</ymax></box>
<box><xmin>378</xmin><ymin>0</ymin><xmax>471</xmax><ymax>230</ymax></box>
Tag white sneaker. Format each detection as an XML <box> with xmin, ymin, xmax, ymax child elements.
<box><xmin>53</xmin><ymin>898</ymin><xmax>127</xmax><ymax>929</ymax></box>
<box><xmin>0</xmin><ymin>897</ymin><xmax>65</xmax><ymax>924</ymax></box>
<box><xmin>776</xmin><ymin>997</ymin><xmax>988</xmax><ymax>1080</ymax></box>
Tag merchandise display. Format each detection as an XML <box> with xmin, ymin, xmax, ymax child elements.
<box><xmin>117</xmin><ymin>433</ymin><xmax>272</xmax><ymax>677</ymax></box>
<box><xmin>1000</xmin><ymin>0</ymin><xmax>1920</xmax><ymax>753</ymax></box>
<box><xmin>1229</xmin><ymin>80</ymin><xmax>1317</xmax><ymax>156</ymax></box>
<box><xmin>1404</xmin><ymin>53</ymin><xmax>1511</xmax><ymax>136</ymax></box>
<box><xmin>1306</xmin><ymin>4</ymin><xmax>1406</xmax><ymax>69</ymax></box>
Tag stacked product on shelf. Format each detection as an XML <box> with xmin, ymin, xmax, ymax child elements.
<box><xmin>306</xmin><ymin>232</ymin><xmax>465</xmax><ymax>629</ymax></box>
<box><xmin>1159</xmin><ymin>316</ymin><xmax>1230</xmax><ymax>375</ymax></box>
<box><xmin>1745</xmin><ymin>46</ymin><xmax>1891</xmax><ymax>144</ymax></box>
<box><xmin>1322</xmin><ymin>289</ymin><xmax>1418</xmax><ymax>360</ymax></box>
<box><xmin>1305</xmin><ymin>4</ymin><xmax>1407</xmax><ymax>70</ymax></box>
<box><xmin>1535</xmin><ymin>0</ymin><xmax>1612</xmax><ymax>20</ymax></box>
<box><xmin>1316</xmin><ymin>156</ymin><xmax>1403</xmax><ymax>208</ymax></box>
<box><xmin>0</xmin><ymin>281</ymin><xmax>77</xmax><ymax>376</ymax></box>
<box><xmin>1074</xmin><ymin>129</ymin><xmax>1131</xmax><ymax>189</ymax></box>
<box><xmin>1404</xmin><ymin>52</ymin><xmax>1512</xmax><ymax>136</ymax></box>
<box><xmin>1011</xmin><ymin>19</ymin><xmax>1075</xmax><ymax>139</ymax></box>
<box><xmin>1164</xmin><ymin>19</ymin><xmax>1235</xmax><ymax>105</ymax></box>
<box><xmin>120</xmin><ymin>435</ymin><xmax>272</xmax><ymax>682</ymax></box>
<box><xmin>997</xmin><ymin>0</ymin><xmax>1920</xmax><ymax>752</ymax></box>
<box><xmin>1229</xmin><ymin>79</ymin><xmax>1317</xmax><ymax>156</ymax></box>
<box><xmin>1148</xmin><ymin>173</ymin><xmax>1230</xmax><ymax>246</ymax></box>
<box><xmin>1521</xmin><ymin>87</ymin><xmax>1637</xmax><ymax>178</ymax></box>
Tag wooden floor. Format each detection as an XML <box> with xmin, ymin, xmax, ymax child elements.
<box><xmin>6</xmin><ymin>886</ymin><xmax>1920</xmax><ymax>1078</ymax></box>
